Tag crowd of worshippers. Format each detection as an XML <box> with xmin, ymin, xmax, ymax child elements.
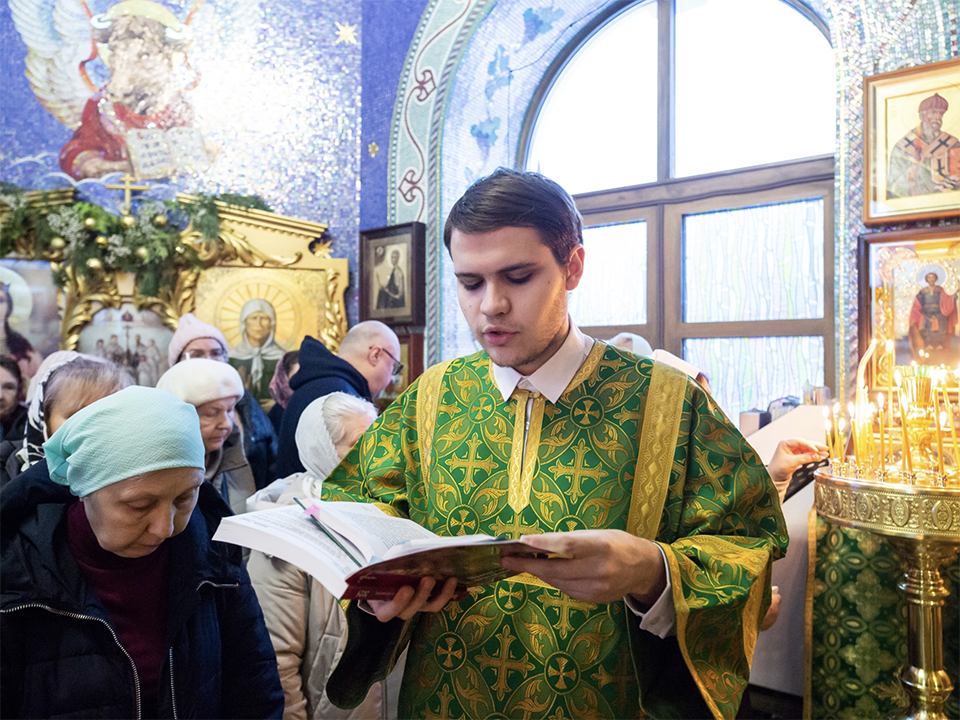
<box><xmin>0</xmin><ymin>168</ymin><xmax>826</xmax><ymax>720</ymax></box>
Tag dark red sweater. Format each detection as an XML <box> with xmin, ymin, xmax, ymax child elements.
<box><xmin>67</xmin><ymin>501</ymin><xmax>168</xmax><ymax>714</ymax></box>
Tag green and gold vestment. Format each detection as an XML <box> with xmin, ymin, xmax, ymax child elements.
<box><xmin>322</xmin><ymin>343</ymin><xmax>788</xmax><ymax>719</ymax></box>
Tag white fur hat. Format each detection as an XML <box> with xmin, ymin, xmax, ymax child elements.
<box><xmin>156</xmin><ymin>358</ymin><xmax>244</xmax><ymax>407</ymax></box>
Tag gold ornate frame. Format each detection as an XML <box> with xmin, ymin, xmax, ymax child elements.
<box><xmin>858</xmin><ymin>226</ymin><xmax>960</xmax><ymax>392</ymax></box>
<box><xmin>2</xmin><ymin>190</ymin><xmax>347</xmax><ymax>353</ymax></box>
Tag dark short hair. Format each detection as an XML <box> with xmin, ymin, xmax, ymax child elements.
<box><xmin>0</xmin><ymin>355</ymin><xmax>22</xmax><ymax>391</ymax></box>
<box><xmin>443</xmin><ymin>168</ymin><xmax>583</xmax><ymax>265</ymax></box>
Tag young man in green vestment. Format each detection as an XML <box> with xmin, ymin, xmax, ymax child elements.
<box><xmin>321</xmin><ymin>168</ymin><xmax>789</xmax><ymax>720</ymax></box>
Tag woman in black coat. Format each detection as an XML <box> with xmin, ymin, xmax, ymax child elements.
<box><xmin>0</xmin><ymin>386</ymin><xmax>284</xmax><ymax>719</ymax></box>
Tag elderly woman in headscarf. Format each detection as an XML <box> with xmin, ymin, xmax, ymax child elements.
<box><xmin>229</xmin><ymin>299</ymin><xmax>287</xmax><ymax>401</ymax></box>
<box><xmin>4</xmin><ymin>354</ymin><xmax>132</xmax><ymax>483</ymax></box>
<box><xmin>246</xmin><ymin>392</ymin><xmax>400</xmax><ymax>720</ymax></box>
<box><xmin>157</xmin><ymin>359</ymin><xmax>262</xmax><ymax>516</ymax></box>
<box><xmin>0</xmin><ymin>386</ymin><xmax>284</xmax><ymax>719</ymax></box>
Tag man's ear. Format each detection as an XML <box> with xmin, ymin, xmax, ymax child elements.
<box><xmin>564</xmin><ymin>245</ymin><xmax>585</xmax><ymax>291</ymax></box>
<box><xmin>367</xmin><ymin>345</ymin><xmax>381</xmax><ymax>367</ymax></box>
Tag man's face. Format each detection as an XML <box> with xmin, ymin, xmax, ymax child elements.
<box><xmin>244</xmin><ymin>312</ymin><xmax>273</xmax><ymax>347</ymax></box>
<box><xmin>919</xmin><ymin>108</ymin><xmax>944</xmax><ymax>135</ymax></box>
<box><xmin>391</xmin><ymin>250</ymin><xmax>400</xmax><ymax>266</ymax></box>
<box><xmin>0</xmin><ymin>366</ymin><xmax>19</xmax><ymax>419</ymax></box>
<box><xmin>196</xmin><ymin>396</ymin><xmax>237</xmax><ymax>454</ymax></box>
<box><xmin>82</xmin><ymin>467</ymin><xmax>203</xmax><ymax>558</ymax></box>
<box><xmin>368</xmin><ymin>336</ymin><xmax>402</xmax><ymax>399</ymax></box>
<box><xmin>451</xmin><ymin>226</ymin><xmax>584</xmax><ymax>375</ymax></box>
<box><xmin>926</xmin><ymin>272</ymin><xmax>939</xmax><ymax>286</ymax></box>
<box><xmin>180</xmin><ymin>337</ymin><xmax>227</xmax><ymax>362</ymax></box>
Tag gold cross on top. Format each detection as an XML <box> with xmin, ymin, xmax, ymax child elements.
<box><xmin>105</xmin><ymin>173</ymin><xmax>150</xmax><ymax>216</ymax></box>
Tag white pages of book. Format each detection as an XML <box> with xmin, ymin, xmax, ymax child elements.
<box><xmin>213</xmin><ymin>505</ymin><xmax>362</xmax><ymax>598</ymax></box>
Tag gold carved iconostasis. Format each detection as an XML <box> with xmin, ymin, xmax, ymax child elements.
<box><xmin>0</xmin><ymin>188</ymin><xmax>347</xmax><ymax>409</ymax></box>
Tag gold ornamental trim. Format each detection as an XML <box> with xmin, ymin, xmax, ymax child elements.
<box><xmin>814</xmin><ymin>471</ymin><xmax>960</xmax><ymax>541</ymax></box>
<box><xmin>627</xmin><ymin>361</ymin><xmax>687</xmax><ymax>540</ymax></box>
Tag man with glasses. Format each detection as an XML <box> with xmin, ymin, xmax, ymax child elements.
<box><xmin>276</xmin><ymin>321</ymin><xmax>400</xmax><ymax>477</ymax></box>
<box><xmin>167</xmin><ymin>313</ymin><xmax>278</xmax><ymax>491</ymax></box>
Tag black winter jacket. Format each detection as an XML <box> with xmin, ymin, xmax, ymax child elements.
<box><xmin>0</xmin><ymin>475</ymin><xmax>284</xmax><ymax>719</ymax></box>
<box><xmin>236</xmin><ymin>389</ymin><xmax>279</xmax><ymax>489</ymax></box>
<box><xmin>276</xmin><ymin>336</ymin><xmax>371</xmax><ymax>477</ymax></box>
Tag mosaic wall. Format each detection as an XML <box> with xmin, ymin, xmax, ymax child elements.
<box><xmin>1</xmin><ymin>0</ymin><xmax>363</xmax><ymax>321</ymax></box>
<box><xmin>822</xmin><ymin>0</ymin><xmax>958</xmax><ymax>400</ymax></box>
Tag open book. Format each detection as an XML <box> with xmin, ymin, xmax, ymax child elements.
<box><xmin>213</xmin><ymin>500</ymin><xmax>554</xmax><ymax>600</ymax></box>
<box><xmin>126</xmin><ymin>127</ymin><xmax>211</xmax><ymax>178</ymax></box>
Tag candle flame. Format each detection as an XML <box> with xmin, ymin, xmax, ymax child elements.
<box><xmin>878</xmin><ymin>393</ymin><xmax>884</xmax><ymax>409</ymax></box>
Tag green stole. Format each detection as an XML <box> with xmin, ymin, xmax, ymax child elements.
<box><xmin>324</xmin><ymin>343</ymin><xmax>786</xmax><ymax>720</ymax></box>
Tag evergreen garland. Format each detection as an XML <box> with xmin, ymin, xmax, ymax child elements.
<box><xmin>0</xmin><ymin>187</ymin><xmax>271</xmax><ymax>297</ymax></box>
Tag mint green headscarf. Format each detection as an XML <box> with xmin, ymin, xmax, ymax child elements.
<box><xmin>45</xmin><ymin>386</ymin><xmax>206</xmax><ymax>497</ymax></box>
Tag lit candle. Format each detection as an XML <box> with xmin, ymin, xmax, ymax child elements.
<box><xmin>877</xmin><ymin>393</ymin><xmax>885</xmax><ymax>470</ymax></box>
<box><xmin>849</xmin><ymin>401</ymin><xmax>859</xmax><ymax>464</ymax></box>
<box><xmin>942</xmin><ymin>388</ymin><xmax>959</xmax><ymax>479</ymax></box>
<box><xmin>838</xmin><ymin>417</ymin><xmax>847</xmax><ymax>461</ymax></box>
<box><xmin>825</xmin><ymin>418</ymin><xmax>834</xmax><ymax>462</ymax></box>
<box><xmin>933</xmin><ymin>388</ymin><xmax>946</xmax><ymax>476</ymax></box>
<box><xmin>832</xmin><ymin>403</ymin><xmax>842</xmax><ymax>459</ymax></box>
<box><xmin>898</xmin><ymin>388</ymin><xmax>913</xmax><ymax>474</ymax></box>
<box><xmin>867</xmin><ymin>402</ymin><xmax>877</xmax><ymax>471</ymax></box>
<box><xmin>886</xmin><ymin>340</ymin><xmax>895</xmax><ymax>433</ymax></box>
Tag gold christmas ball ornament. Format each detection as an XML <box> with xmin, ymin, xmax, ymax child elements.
<box><xmin>153</xmin><ymin>214</ymin><xmax>168</xmax><ymax>227</ymax></box>
<box><xmin>135</xmin><ymin>247</ymin><xmax>149</xmax><ymax>260</ymax></box>
<box><xmin>121</xmin><ymin>214</ymin><xmax>136</xmax><ymax>228</ymax></box>
<box><xmin>86</xmin><ymin>258</ymin><xmax>102</xmax><ymax>270</ymax></box>
<box><xmin>96</xmin><ymin>235</ymin><xmax>109</xmax><ymax>247</ymax></box>
<box><xmin>83</xmin><ymin>217</ymin><xmax>96</xmax><ymax>230</ymax></box>
<box><xmin>49</xmin><ymin>237</ymin><xmax>66</xmax><ymax>250</ymax></box>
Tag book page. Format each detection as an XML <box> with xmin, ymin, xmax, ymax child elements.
<box><xmin>309</xmin><ymin>501</ymin><xmax>442</xmax><ymax>561</ymax></box>
<box><xmin>213</xmin><ymin>506</ymin><xmax>363</xmax><ymax>597</ymax></box>
<box><xmin>166</xmin><ymin>126</ymin><xmax>211</xmax><ymax>173</ymax></box>
<box><xmin>125</xmin><ymin>129</ymin><xmax>175</xmax><ymax>178</ymax></box>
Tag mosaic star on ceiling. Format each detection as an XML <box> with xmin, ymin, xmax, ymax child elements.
<box><xmin>335</xmin><ymin>22</ymin><xmax>358</xmax><ymax>45</ymax></box>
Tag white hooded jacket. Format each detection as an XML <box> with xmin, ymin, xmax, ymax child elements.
<box><xmin>246</xmin><ymin>396</ymin><xmax>402</xmax><ymax>720</ymax></box>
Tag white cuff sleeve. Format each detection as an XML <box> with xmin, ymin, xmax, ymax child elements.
<box><xmin>623</xmin><ymin>544</ymin><xmax>676</xmax><ymax>639</ymax></box>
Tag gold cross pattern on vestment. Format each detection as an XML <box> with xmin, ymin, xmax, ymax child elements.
<box><xmin>423</xmin><ymin>684</ymin><xmax>463</xmax><ymax>720</ymax></box>
<box><xmin>450</xmin><ymin>435</ymin><xmax>497</xmax><ymax>493</ymax></box>
<box><xmin>540</xmin><ymin>590</ymin><xmax>596</xmax><ymax>639</ymax></box>
<box><xmin>548</xmin><ymin>440</ymin><xmax>604</xmax><ymax>504</ymax></box>
<box><xmin>105</xmin><ymin>173</ymin><xmax>150</xmax><ymax>216</ymax></box>
<box><xmin>477</xmin><ymin>626</ymin><xmax>534</xmax><ymax>701</ymax></box>
<box><xmin>490</xmin><ymin>511</ymin><xmax>540</xmax><ymax>539</ymax></box>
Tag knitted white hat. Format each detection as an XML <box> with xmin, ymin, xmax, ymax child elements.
<box><xmin>167</xmin><ymin>313</ymin><xmax>229</xmax><ymax>367</ymax></box>
<box><xmin>156</xmin><ymin>358</ymin><xmax>244</xmax><ymax>407</ymax></box>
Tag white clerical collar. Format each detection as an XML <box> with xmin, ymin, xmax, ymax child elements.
<box><xmin>490</xmin><ymin>320</ymin><xmax>595</xmax><ymax>403</ymax></box>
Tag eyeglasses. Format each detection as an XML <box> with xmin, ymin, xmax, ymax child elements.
<box><xmin>182</xmin><ymin>348</ymin><xmax>228</xmax><ymax>362</ymax></box>
<box><xmin>372</xmin><ymin>346</ymin><xmax>403</xmax><ymax>376</ymax></box>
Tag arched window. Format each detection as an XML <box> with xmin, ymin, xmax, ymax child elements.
<box><xmin>522</xmin><ymin>0</ymin><xmax>836</xmax><ymax>420</ymax></box>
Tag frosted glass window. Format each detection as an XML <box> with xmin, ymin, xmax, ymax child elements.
<box><xmin>675</xmin><ymin>0</ymin><xmax>835</xmax><ymax>177</ymax></box>
<box><xmin>570</xmin><ymin>221</ymin><xmax>647</xmax><ymax>326</ymax></box>
<box><xmin>683</xmin><ymin>198</ymin><xmax>824</xmax><ymax>323</ymax></box>
<box><xmin>683</xmin><ymin>336</ymin><xmax>825</xmax><ymax>421</ymax></box>
<box><xmin>525</xmin><ymin>1</ymin><xmax>657</xmax><ymax>194</ymax></box>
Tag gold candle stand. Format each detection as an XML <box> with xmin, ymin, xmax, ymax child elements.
<box><xmin>815</xmin><ymin>470</ymin><xmax>960</xmax><ymax>720</ymax></box>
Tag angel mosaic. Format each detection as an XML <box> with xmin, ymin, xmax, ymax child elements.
<box><xmin>9</xmin><ymin>0</ymin><xmax>258</xmax><ymax>181</ymax></box>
